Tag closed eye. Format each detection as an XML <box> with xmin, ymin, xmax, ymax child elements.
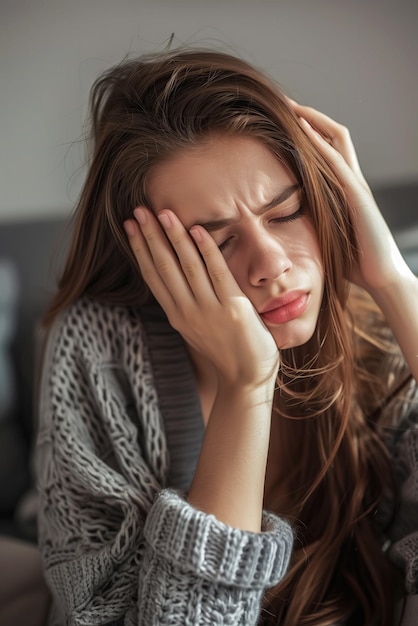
<box><xmin>218</xmin><ymin>236</ymin><xmax>234</xmax><ymax>253</ymax></box>
<box><xmin>271</xmin><ymin>205</ymin><xmax>306</xmax><ymax>224</ymax></box>
<box><xmin>217</xmin><ymin>205</ymin><xmax>307</xmax><ymax>253</ymax></box>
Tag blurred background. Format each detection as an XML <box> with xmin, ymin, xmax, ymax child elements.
<box><xmin>0</xmin><ymin>0</ymin><xmax>417</xmax><ymax>538</ymax></box>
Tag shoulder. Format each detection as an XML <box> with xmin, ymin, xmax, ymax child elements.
<box><xmin>40</xmin><ymin>297</ymin><xmax>170</xmax><ymax>430</ymax></box>
<box><xmin>46</xmin><ymin>296</ymin><xmax>148</xmax><ymax>368</ymax></box>
<box><xmin>37</xmin><ymin>297</ymin><xmax>169</xmax><ymax>485</ymax></box>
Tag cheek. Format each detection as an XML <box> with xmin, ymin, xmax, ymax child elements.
<box><xmin>303</xmin><ymin>249</ymin><xmax>324</xmax><ymax>296</ymax></box>
<box><xmin>299</xmin><ymin>226</ymin><xmax>323</xmax><ymax>273</ymax></box>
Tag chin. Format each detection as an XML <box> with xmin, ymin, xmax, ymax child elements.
<box><xmin>272</xmin><ymin>324</ymin><xmax>316</xmax><ymax>351</ymax></box>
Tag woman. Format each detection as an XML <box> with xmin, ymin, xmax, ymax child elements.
<box><xmin>36</xmin><ymin>49</ymin><xmax>418</xmax><ymax>625</ymax></box>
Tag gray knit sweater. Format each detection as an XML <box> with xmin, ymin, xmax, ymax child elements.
<box><xmin>35</xmin><ymin>297</ymin><xmax>418</xmax><ymax>625</ymax></box>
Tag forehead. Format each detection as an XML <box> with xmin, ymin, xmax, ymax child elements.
<box><xmin>146</xmin><ymin>135</ymin><xmax>296</xmax><ymax>217</ymax></box>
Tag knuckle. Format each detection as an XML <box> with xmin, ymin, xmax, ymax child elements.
<box><xmin>155</xmin><ymin>259</ymin><xmax>172</xmax><ymax>275</ymax></box>
<box><xmin>338</xmin><ymin>125</ymin><xmax>350</xmax><ymax>140</ymax></box>
<box><xmin>210</xmin><ymin>267</ymin><xmax>226</xmax><ymax>283</ymax></box>
<box><xmin>143</xmin><ymin>230</ymin><xmax>157</xmax><ymax>244</ymax></box>
<box><xmin>182</xmin><ymin>261</ymin><xmax>199</xmax><ymax>279</ymax></box>
<box><xmin>138</xmin><ymin>264</ymin><xmax>154</xmax><ymax>282</ymax></box>
<box><xmin>131</xmin><ymin>244</ymin><xmax>143</xmax><ymax>258</ymax></box>
<box><xmin>169</xmin><ymin>231</ymin><xmax>183</xmax><ymax>246</ymax></box>
<box><xmin>202</xmin><ymin>244</ymin><xmax>222</xmax><ymax>263</ymax></box>
<box><xmin>166</xmin><ymin>305</ymin><xmax>192</xmax><ymax>334</ymax></box>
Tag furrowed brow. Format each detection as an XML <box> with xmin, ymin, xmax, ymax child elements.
<box><xmin>199</xmin><ymin>184</ymin><xmax>300</xmax><ymax>233</ymax></box>
<box><xmin>259</xmin><ymin>184</ymin><xmax>300</xmax><ymax>213</ymax></box>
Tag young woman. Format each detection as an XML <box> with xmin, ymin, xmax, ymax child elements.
<box><xmin>36</xmin><ymin>49</ymin><xmax>418</xmax><ymax>625</ymax></box>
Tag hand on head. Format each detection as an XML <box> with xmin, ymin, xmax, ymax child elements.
<box><xmin>124</xmin><ymin>206</ymin><xmax>280</xmax><ymax>390</ymax></box>
<box><xmin>288</xmin><ymin>99</ymin><xmax>410</xmax><ymax>294</ymax></box>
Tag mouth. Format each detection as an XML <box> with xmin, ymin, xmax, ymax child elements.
<box><xmin>259</xmin><ymin>292</ymin><xmax>310</xmax><ymax>325</ymax></box>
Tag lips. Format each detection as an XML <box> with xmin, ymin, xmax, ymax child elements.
<box><xmin>259</xmin><ymin>292</ymin><xmax>309</xmax><ymax>325</ymax></box>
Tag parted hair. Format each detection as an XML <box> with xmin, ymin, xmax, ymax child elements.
<box><xmin>45</xmin><ymin>48</ymin><xmax>408</xmax><ymax>625</ymax></box>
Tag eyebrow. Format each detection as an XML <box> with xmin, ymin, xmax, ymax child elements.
<box><xmin>197</xmin><ymin>184</ymin><xmax>301</xmax><ymax>232</ymax></box>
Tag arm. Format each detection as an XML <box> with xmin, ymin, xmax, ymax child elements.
<box><xmin>369</xmin><ymin>276</ymin><xmax>418</xmax><ymax>385</ymax></box>
<box><xmin>289</xmin><ymin>101</ymin><xmax>418</xmax><ymax>384</ymax></box>
<box><xmin>187</xmin><ymin>381</ymin><xmax>272</xmax><ymax>532</ymax></box>
<box><xmin>288</xmin><ymin>101</ymin><xmax>418</xmax><ymax>614</ymax></box>
<box><xmin>125</xmin><ymin>208</ymin><xmax>280</xmax><ymax>532</ymax></box>
<box><xmin>36</xmin><ymin>299</ymin><xmax>292</xmax><ymax>625</ymax></box>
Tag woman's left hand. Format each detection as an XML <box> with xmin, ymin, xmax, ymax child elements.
<box><xmin>288</xmin><ymin>100</ymin><xmax>411</xmax><ymax>295</ymax></box>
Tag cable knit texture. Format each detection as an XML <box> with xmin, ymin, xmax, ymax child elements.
<box><xmin>35</xmin><ymin>297</ymin><xmax>418</xmax><ymax>625</ymax></box>
<box><xmin>36</xmin><ymin>298</ymin><xmax>293</xmax><ymax>626</ymax></box>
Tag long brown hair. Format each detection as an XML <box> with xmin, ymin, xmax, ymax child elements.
<box><xmin>45</xmin><ymin>49</ymin><xmax>407</xmax><ymax>624</ymax></box>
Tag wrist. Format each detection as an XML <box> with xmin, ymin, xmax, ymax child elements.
<box><xmin>189</xmin><ymin>372</ymin><xmax>274</xmax><ymax>531</ymax></box>
<box><xmin>216</xmin><ymin>373</ymin><xmax>276</xmax><ymax>410</ymax></box>
<box><xmin>369</xmin><ymin>266</ymin><xmax>417</xmax><ymax>308</ymax></box>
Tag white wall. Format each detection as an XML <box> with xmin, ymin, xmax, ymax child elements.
<box><xmin>1</xmin><ymin>0</ymin><xmax>417</xmax><ymax>222</ymax></box>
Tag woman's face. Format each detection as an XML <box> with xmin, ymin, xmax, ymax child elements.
<box><xmin>146</xmin><ymin>135</ymin><xmax>324</xmax><ymax>349</ymax></box>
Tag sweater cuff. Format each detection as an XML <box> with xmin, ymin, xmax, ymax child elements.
<box><xmin>143</xmin><ymin>489</ymin><xmax>293</xmax><ymax>589</ymax></box>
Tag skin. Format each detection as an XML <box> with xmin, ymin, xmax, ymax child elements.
<box><xmin>124</xmin><ymin>101</ymin><xmax>418</xmax><ymax>532</ymax></box>
<box><xmin>146</xmin><ymin>135</ymin><xmax>325</xmax><ymax>352</ymax></box>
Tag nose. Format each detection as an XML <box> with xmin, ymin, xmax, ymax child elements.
<box><xmin>247</xmin><ymin>228</ymin><xmax>292</xmax><ymax>286</ymax></box>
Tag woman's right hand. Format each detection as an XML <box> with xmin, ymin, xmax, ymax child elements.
<box><xmin>124</xmin><ymin>207</ymin><xmax>279</xmax><ymax>390</ymax></box>
<box><xmin>125</xmin><ymin>206</ymin><xmax>279</xmax><ymax>531</ymax></box>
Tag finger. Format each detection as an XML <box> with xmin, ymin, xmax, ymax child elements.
<box><xmin>136</xmin><ymin>208</ymin><xmax>208</xmax><ymax>304</ymax></box>
<box><xmin>155</xmin><ymin>210</ymin><xmax>221</xmax><ymax>305</ymax></box>
<box><xmin>300</xmin><ymin>116</ymin><xmax>369</xmax><ymax>190</ymax></box>
<box><xmin>124</xmin><ymin>214</ymin><xmax>183</xmax><ymax>313</ymax></box>
<box><xmin>298</xmin><ymin>117</ymin><xmax>357</xmax><ymax>184</ymax></box>
<box><xmin>290</xmin><ymin>100</ymin><xmax>344</xmax><ymax>142</ymax></box>
<box><xmin>290</xmin><ymin>101</ymin><xmax>363</xmax><ymax>177</ymax></box>
<box><xmin>189</xmin><ymin>225</ymin><xmax>244</xmax><ymax>302</ymax></box>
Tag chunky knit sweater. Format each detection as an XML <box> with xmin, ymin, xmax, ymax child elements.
<box><xmin>35</xmin><ymin>297</ymin><xmax>418</xmax><ymax>625</ymax></box>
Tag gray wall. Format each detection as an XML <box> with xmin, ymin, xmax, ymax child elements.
<box><xmin>1</xmin><ymin>0</ymin><xmax>417</xmax><ymax>223</ymax></box>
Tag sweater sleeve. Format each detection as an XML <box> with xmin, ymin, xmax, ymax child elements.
<box><xmin>385</xmin><ymin>405</ymin><xmax>418</xmax><ymax>595</ymax></box>
<box><xmin>36</xmin><ymin>300</ymin><xmax>293</xmax><ymax>626</ymax></box>
<box><xmin>140</xmin><ymin>491</ymin><xmax>293</xmax><ymax>625</ymax></box>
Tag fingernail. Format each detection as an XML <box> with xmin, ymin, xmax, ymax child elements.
<box><xmin>158</xmin><ymin>211</ymin><xmax>172</xmax><ymax>229</ymax></box>
<box><xmin>134</xmin><ymin>207</ymin><xmax>147</xmax><ymax>225</ymax></box>
<box><xmin>189</xmin><ymin>227</ymin><xmax>202</xmax><ymax>243</ymax></box>
<box><xmin>123</xmin><ymin>220</ymin><xmax>135</xmax><ymax>237</ymax></box>
<box><xmin>300</xmin><ymin>117</ymin><xmax>311</xmax><ymax>129</ymax></box>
